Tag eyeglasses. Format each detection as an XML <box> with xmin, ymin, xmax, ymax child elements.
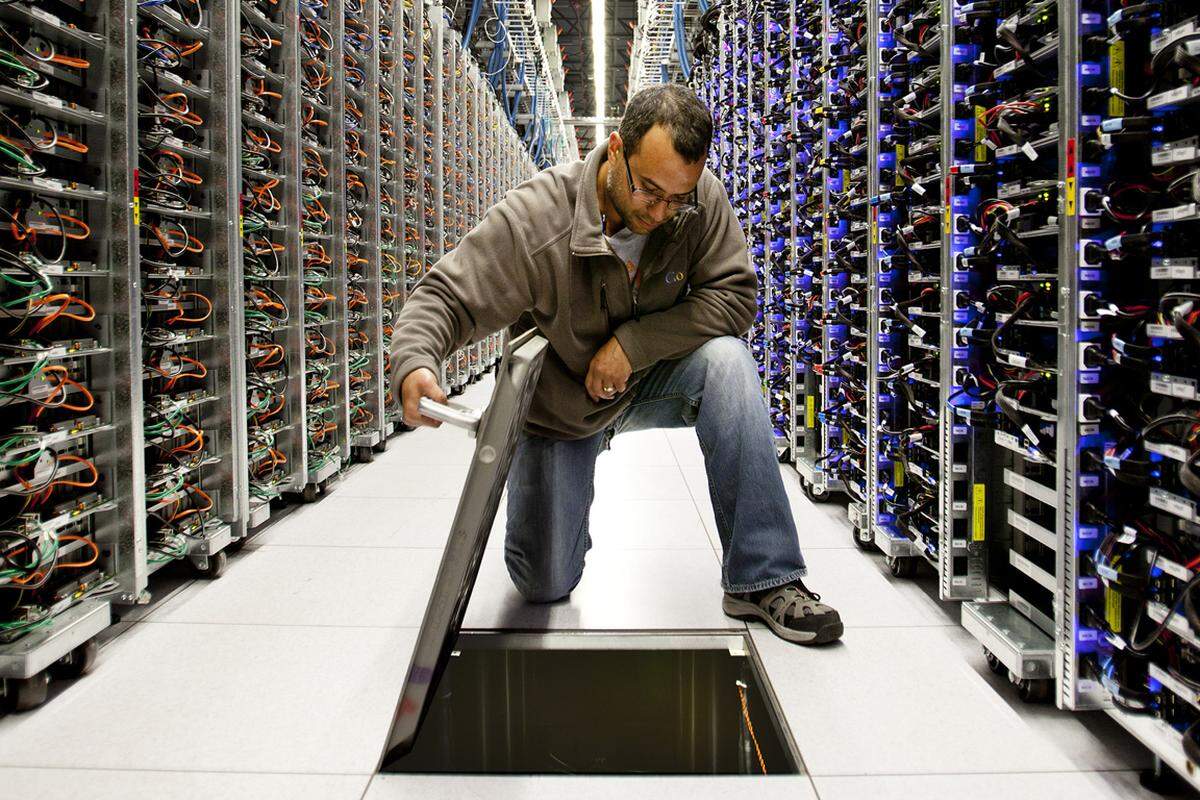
<box><xmin>623</xmin><ymin>150</ymin><xmax>698</xmax><ymax>214</ymax></box>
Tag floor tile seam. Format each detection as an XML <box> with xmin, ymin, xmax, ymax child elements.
<box><xmin>134</xmin><ymin>619</ymin><xmax>425</xmax><ymax>631</ymax></box>
<box><xmin>807</xmin><ymin>768</ymin><xmax>1148</xmax><ymax>779</ymax></box>
<box><xmin>136</xmin><ymin>619</ymin><xmax>749</xmax><ymax>633</ymax></box>
<box><xmin>245</xmin><ymin>543</ymin><xmax>717</xmax><ymax>551</ymax></box>
<box><xmin>0</xmin><ymin>763</ymin><xmax>375</xmax><ymax>778</ymax></box>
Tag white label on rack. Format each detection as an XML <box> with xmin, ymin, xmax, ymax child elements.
<box><xmin>909</xmin><ymin>323</ymin><xmax>927</xmax><ymax>338</ymax></box>
<box><xmin>1149</xmin><ymin>86</ymin><xmax>1190</xmax><ymax>109</ymax></box>
<box><xmin>1021</xmin><ymin>141</ymin><xmax>1039</xmax><ymax>161</ymax></box>
<box><xmin>32</xmin><ymin>177</ymin><xmax>63</xmax><ymax>191</ymax></box>
<box><xmin>31</xmin><ymin>7</ymin><xmax>60</xmax><ymax>25</ymax></box>
<box><xmin>1020</xmin><ymin>424</ymin><xmax>1040</xmax><ymax>446</ymax></box>
<box><xmin>1151</xmin><ymin>488</ymin><xmax>1197</xmax><ymax>520</ymax></box>
<box><xmin>1078</xmin><ymin>577</ymin><xmax>1099</xmax><ymax>591</ymax></box>
<box><xmin>952</xmin><ymin>501</ymin><xmax>967</xmax><ymax>512</ymax></box>
<box><xmin>31</xmin><ymin>91</ymin><xmax>62</xmax><ymax>108</ymax></box>
<box><xmin>1158</xmin><ymin>557</ymin><xmax>1194</xmax><ymax>582</ymax></box>
<box><xmin>1173</xmin><ymin>378</ymin><xmax>1198</xmax><ymax>399</ymax></box>
<box><xmin>1147</xmin><ymin>441</ymin><xmax>1189</xmax><ymax>463</ymax></box>
<box><xmin>911</xmin><ymin>181</ymin><xmax>926</xmax><ymax>196</ymax></box>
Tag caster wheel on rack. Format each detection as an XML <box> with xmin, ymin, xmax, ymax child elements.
<box><xmin>4</xmin><ymin>673</ymin><xmax>49</xmax><ymax>713</ymax></box>
<box><xmin>372</xmin><ymin>440</ymin><xmax>387</xmax><ymax>454</ymax></box>
<box><xmin>801</xmin><ymin>479</ymin><xmax>834</xmax><ymax>504</ymax></box>
<box><xmin>1016</xmin><ymin>678</ymin><xmax>1052</xmax><ymax>704</ymax></box>
<box><xmin>983</xmin><ymin>648</ymin><xmax>1007</xmax><ymax>677</ymax></box>
<box><xmin>886</xmin><ymin>556</ymin><xmax>918</xmax><ymax>579</ymax></box>
<box><xmin>1139</xmin><ymin>761</ymin><xmax>1187</xmax><ymax>793</ymax></box>
<box><xmin>851</xmin><ymin>525</ymin><xmax>873</xmax><ymax>551</ymax></box>
<box><xmin>194</xmin><ymin>550</ymin><xmax>228</xmax><ymax>580</ymax></box>
<box><xmin>48</xmin><ymin>640</ymin><xmax>99</xmax><ymax>680</ymax></box>
<box><xmin>353</xmin><ymin>447</ymin><xmax>374</xmax><ymax>464</ymax></box>
<box><xmin>300</xmin><ymin>484</ymin><xmax>319</xmax><ymax>503</ymax></box>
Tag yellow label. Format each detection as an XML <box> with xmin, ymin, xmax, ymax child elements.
<box><xmin>894</xmin><ymin>144</ymin><xmax>906</xmax><ymax>187</ymax></box>
<box><xmin>894</xmin><ymin>460</ymin><xmax>905</xmax><ymax>488</ymax></box>
<box><xmin>943</xmin><ymin>203</ymin><xmax>952</xmax><ymax>235</ymax></box>
<box><xmin>1105</xmin><ymin>587</ymin><xmax>1122</xmax><ymax>632</ymax></box>
<box><xmin>1065</xmin><ymin>176</ymin><xmax>1076</xmax><ymax>217</ymax></box>
<box><xmin>972</xmin><ymin>484</ymin><xmax>986</xmax><ymax>541</ymax></box>
<box><xmin>805</xmin><ymin>395</ymin><xmax>815</xmax><ymax>429</ymax></box>
<box><xmin>1109</xmin><ymin>40</ymin><xmax>1126</xmax><ymax>117</ymax></box>
<box><xmin>973</xmin><ymin>105</ymin><xmax>988</xmax><ymax>162</ymax></box>
<box><xmin>871</xmin><ymin>220</ymin><xmax>878</xmax><ymax>245</ymax></box>
<box><xmin>132</xmin><ymin>196</ymin><xmax>140</xmax><ymax>226</ymax></box>
<box><xmin>239</xmin><ymin>214</ymin><xmax>245</xmax><ymax>238</ymax></box>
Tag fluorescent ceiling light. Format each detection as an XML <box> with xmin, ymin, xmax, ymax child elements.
<box><xmin>592</xmin><ymin>0</ymin><xmax>606</xmax><ymax>146</ymax></box>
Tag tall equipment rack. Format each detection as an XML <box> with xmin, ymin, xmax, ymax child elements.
<box><xmin>240</xmin><ymin>0</ymin><xmax>306</xmax><ymax>525</ymax></box>
<box><xmin>682</xmin><ymin>0</ymin><xmax>1200</xmax><ymax>786</ymax></box>
<box><xmin>0</xmin><ymin>0</ymin><xmax>140</xmax><ymax>708</ymax></box>
<box><xmin>0</xmin><ymin>0</ymin><xmax>540</xmax><ymax>712</ymax></box>
<box><xmin>137</xmin><ymin>0</ymin><xmax>241</xmax><ymax>571</ymax></box>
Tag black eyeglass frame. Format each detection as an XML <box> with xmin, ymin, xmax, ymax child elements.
<box><xmin>621</xmin><ymin>148</ymin><xmax>699</xmax><ymax>214</ymax></box>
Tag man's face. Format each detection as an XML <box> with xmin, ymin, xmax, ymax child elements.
<box><xmin>607</xmin><ymin>125</ymin><xmax>705</xmax><ymax>236</ymax></box>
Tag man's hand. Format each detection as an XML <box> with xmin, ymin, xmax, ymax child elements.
<box><xmin>585</xmin><ymin>337</ymin><xmax>633</xmax><ymax>402</ymax></box>
<box><xmin>401</xmin><ymin>367</ymin><xmax>449</xmax><ymax>427</ymax></box>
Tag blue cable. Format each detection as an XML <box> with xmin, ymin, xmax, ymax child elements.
<box><xmin>674</xmin><ymin>1</ymin><xmax>692</xmax><ymax>80</ymax></box>
<box><xmin>462</xmin><ymin>0</ymin><xmax>484</xmax><ymax>48</ymax></box>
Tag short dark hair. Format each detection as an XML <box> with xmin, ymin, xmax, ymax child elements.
<box><xmin>618</xmin><ymin>84</ymin><xmax>713</xmax><ymax>164</ymax></box>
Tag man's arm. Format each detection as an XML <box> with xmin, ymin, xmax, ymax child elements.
<box><xmin>389</xmin><ymin>189</ymin><xmax>542</xmax><ymax>391</ymax></box>
<box><xmin>610</xmin><ymin>176</ymin><xmax>757</xmax><ymax>372</ymax></box>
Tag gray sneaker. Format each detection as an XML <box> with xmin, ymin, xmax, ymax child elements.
<box><xmin>723</xmin><ymin>580</ymin><xmax>844</xmax><ymax>645</ymax></box>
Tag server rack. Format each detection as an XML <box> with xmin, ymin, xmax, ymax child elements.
<box><xmin>1060</xmin><ymin>3</ymin><xmax>1200</xmax><ymax>788</ymax></box>
<box><xmin>934</xmin><ymin>0</ymin><xmax>987</xmax><ymax>602</ymax></box>
<box><xmin>344</xmin><ymin>0</ymin><xmax>385</xmax><ymax>455</ymax></box>
<box><xmin>0</xmin><ymin>0</ymin><xmax>140</xmax><ymax>706</ymax></box>
<box><xmin>0</xmin><ymin>0</ymin><xmax>541</xmax><ymax>712</ymax></box>
<box><xmin>136</xmin><ymin>0</ymin><xmax>241</xmax><ymax>572</ymax></box>
<box><xmin>399</xmin><ymin>0</ymin><xmax>424</xmax><ymax>371</ymax></box>
<box><xmin>240</xmin><ymin>0</ymin><xmax>306</xmax><ymax>526</ymax></box>
<box><xmin>378</xmin><ymin>0</ymin><xmax>401</xmax><ymax>430</ymax></box>
<box><xmin>789</xmin><ymin>2</ymin><xmax>823</xmax><ymax>495</ymax></box>
<box><xmin>298</xmin><ymin>0</ymin><xmax>348</xmax><ymax>502</ymax></box>
<box><xmin>955</xmin><ymin>0</ymin><xmax>1064</xmax><ymax>702</ymax></box>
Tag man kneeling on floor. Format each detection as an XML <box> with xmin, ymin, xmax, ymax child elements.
<box><xmin>390</xmin><ymin>84</ymin><xmax>843</xmax><ymax>646</ymax></box>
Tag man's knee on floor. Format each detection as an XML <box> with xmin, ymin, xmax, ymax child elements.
<box><xmin>504</xmin><ymin>552</ymin><xmax>578</xmax><ymax>603</ymax></box>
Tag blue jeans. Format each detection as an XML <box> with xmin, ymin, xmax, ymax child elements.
<box><xmin>503</xmin><ymin>336</ymin><xmax>807</xmax><ymax>602</ymax></box>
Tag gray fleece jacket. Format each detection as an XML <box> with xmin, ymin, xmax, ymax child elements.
<box><xmin>389</xmin><ymin>143</ymin><xmax>757</xmax><ymax>440</ymax></box>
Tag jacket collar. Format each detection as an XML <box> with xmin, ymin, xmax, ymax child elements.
<box><xmin>569</xmin><ymin>144</ymin><xmax>698</xmax><ymax>259</ymax></box>
<box><xmin>568</xmin><ymin>144</ymin><xmax>611</xmax><ymax>257</ymax></box>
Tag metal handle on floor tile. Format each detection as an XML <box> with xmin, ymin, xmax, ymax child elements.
<box><xmin>419</xmin><ymin>398</ymin><xmax>483</xmax><ymax>436</ymax></box>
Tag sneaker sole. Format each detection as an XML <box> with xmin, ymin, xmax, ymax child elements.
<box><xmin>722</xmin><ymin>595</ymin><xmax>844</xmax><ymax>645</ymax></box>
